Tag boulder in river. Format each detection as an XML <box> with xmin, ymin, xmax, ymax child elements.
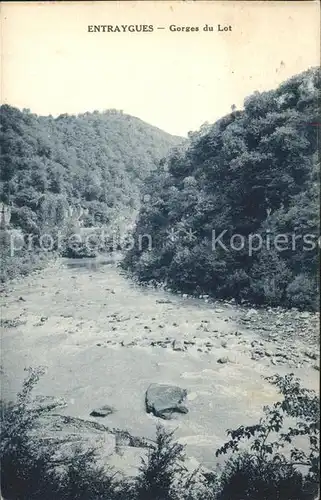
<box><xmin>90</xmin><ymin>405</ymin><xmax>115</xmax><ymax>417</ymax></box>
<box><xmin>145</xmin><ymin>383</ymin><xmax>188</xmax><ymax>419</ymax></box>
<box><xmin>172</xmin><ymin>339</ymin><xmax>186</xmax><ymax>351</ymax></box>
<box><xmin>217</xmin><ymin>356</ymin><xmax>229</xmax><ymax>364</ymax></box>
<box><xmin>156</xmin><ymin>299</ymin><xmax>172</xmax><ymax>304</ymax></box>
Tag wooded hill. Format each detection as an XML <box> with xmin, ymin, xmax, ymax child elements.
<box><xmin>124</xmin><ymin>68</ymin><xmax>320</xmax><ymax>310</ymax></box>
<box><xmin>0</xmin><ymin>106</ymin><xmax>182</xmax><ymax>234</ymax></box>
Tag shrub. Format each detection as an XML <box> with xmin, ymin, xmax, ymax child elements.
<box><xmin>0</xmin><ymin>366</ymin><xmax>52</xmax><ymax>499</ymax></box>
<box><xmin>248</xmin><ymin>249</ymin><xmax>293</xmax><ymax>306</ymax></box>
<box><xmin>215</xmin><ymin>374</ymin><xmax>320</xmax><ymax>499</ymax></box>
<box><xmin>53</xmin><ymin>448</ymin><xmax>125</xmax><ymax>500</ymax></box>
<box><xmin>0</xmin><ymin>247</ymin><xmax>54</xmax><ymax>283</ymax></box>
<box><xmin>0</xmin><ymin>368</ymin><xmax>125</xmax><ymax>500</ymax></box>
<box><xmin>134</xmin><ymin>425</ymin><xmax>186</xmax><ymax>500</ymax></box>
<box><xmin>217</xmin><ymin>452</ymin><xmax>314</xmax><ymax>500</ymax></box>
<box><xmin>286</xmin><ymin>274</ymin><xmax>319</xmax><ymax>311</ymax></box>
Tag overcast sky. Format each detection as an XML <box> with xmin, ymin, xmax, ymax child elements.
<box><xmin>1</xmin><ymin>1</ymin><xmax>320</xmax><ymax>137</ymax></box>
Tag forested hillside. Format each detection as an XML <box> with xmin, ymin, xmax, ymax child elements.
<box><xmin>0</xmin><ymin>106</ymin><xmax>182</xmax><ymax>234</ymax></box>
<box><xmin>124</xmin><ymin>68</ymin><xmax>320</xmax><ymax>310</ymax></box>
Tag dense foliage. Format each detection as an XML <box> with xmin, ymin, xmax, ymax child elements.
<box><xmin>0</xmin><ymin>106</ymin><xmax>181</xmax><ymax>234</ymax></box>
<box><xmin>0</xmin><ymin>106</ymin><xmax>181</xmax><ymax>279</ymax></box>
<box><xmin>216</xmin><ymin>373</ymin><xmax>320</xmax><ymax>499</ymax></box>
<box><xmin>1</xmin><ymin>369</ymin><xmax>319</xmax><ymax>499</ymax></box>
<box><xmin>124</xmin><ymin>68</ymin><xmax>320</xmax><ymax>310</ymax></box>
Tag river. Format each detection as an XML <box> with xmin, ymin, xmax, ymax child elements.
<box><xmin>1</xmin><ymin>256</ymin><xmax>319</xmax><ymax>470</ymax></box>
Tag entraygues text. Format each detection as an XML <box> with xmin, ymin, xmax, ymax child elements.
<box><xmin>87</xmin><ymin>24</ymin><xmax>232</xmax><ymax>33</ymax></box>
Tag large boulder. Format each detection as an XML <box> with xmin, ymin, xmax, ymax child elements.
<box><xmin>27</xmin><ymin>414</ymin><xmax>116</xmax><ymax>474</ymax></box>
<box><xmin>25</xmin><ymin>411</ymin><xmax>153</xmax><ymax>477</ymax></box>
<box><xmin>145</xmin><ymin>383</ymin><xmax>188</xmax><ymax>420</ymax></box>
<box><xmin>51</xmin><ymin>431</ymin><xmax>116</xmax><ymax>471</ymax></box>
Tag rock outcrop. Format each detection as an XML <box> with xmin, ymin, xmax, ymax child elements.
<box><xmin>90</xmin><ymin>405</ymin><xmax>115</xmax><ymax>417</ymax></box>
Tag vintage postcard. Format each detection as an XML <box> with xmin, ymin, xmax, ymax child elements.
<box><xmin>0</xmin><ymin>1</ymin><xmax>320</xmax><ymax>499</ymax></box>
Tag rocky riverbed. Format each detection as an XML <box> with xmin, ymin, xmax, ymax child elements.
<box><xmin>1</xmin><ymin>257</ymin><xmax>319</xmax><ymax>475</ymax></box>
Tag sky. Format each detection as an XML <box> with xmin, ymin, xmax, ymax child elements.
<box><xmin>1</xmin><ymin>1</ymin><xmax>320</xmax><ymax>137</ymax></box>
